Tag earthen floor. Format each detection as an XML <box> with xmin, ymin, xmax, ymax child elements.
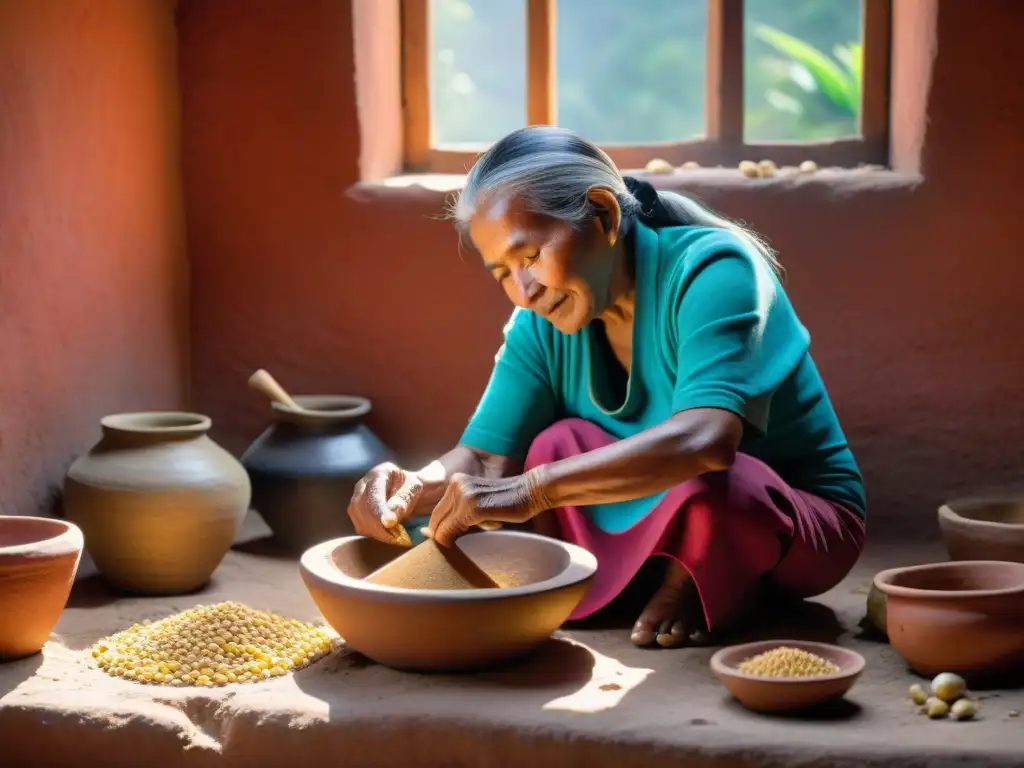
<box><xmin>2</xmin><ymin>518</ymin><xmax>1022</xmax><ymax>767</ymax></box>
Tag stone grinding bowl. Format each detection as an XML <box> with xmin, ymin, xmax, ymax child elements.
<box><xmin>873</xmin><ymin>560</ymin><xmax>1024</xmax><ymax>680</ymax></box>
<box><xmin>299</xmin><ymin>530</ymin><xmax>597</xmax><ymax>671</ymax></box>
<box><xmin>0</xmin><ymin>516</ymin><xmax>84</xmax><ymax>660</ymax></box>
<box><xmin>710</xmin><ymin>640</ymin><xmax>866</xmax><ymax>713</ymax></box>
<box><xmin>938</xmin><ymin>496</ymin><xmax>1024</xmax><ymax>563</ymax></box>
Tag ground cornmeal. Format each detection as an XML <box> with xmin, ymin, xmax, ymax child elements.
<box><xmin>737</xmin><ymin>646</ymin><xmax>841</xmax><ymax>678</ymax></box>
<box><xmin>91</xmin><ymin>601</ymin><xmax>336</xmax><ymax>686</ymax></box>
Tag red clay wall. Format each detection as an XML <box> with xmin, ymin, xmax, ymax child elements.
<box><xmin>178</xmin><ymin>0</ymin><xmax>1024</xmax><ymax>537</ymax></box>
<box><xmin>0</xmin><ymin>0</ymin><xmax>188</xmax><ymax>518</ymax></box>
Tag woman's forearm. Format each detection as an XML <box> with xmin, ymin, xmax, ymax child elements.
<box><xmin>526</xmin><ymin>408</ymin><xmax>742</xmax><ymax>510</ymax></box>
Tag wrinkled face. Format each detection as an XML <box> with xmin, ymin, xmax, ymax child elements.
<box><xmin>467</xmin><ymin>189</ymin><xmax>622</xmax><ymax>334</ymax></box>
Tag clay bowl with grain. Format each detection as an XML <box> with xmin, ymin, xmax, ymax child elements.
<box><xmin>938</xmin><ymin>495</ymin><xmax>1024</xmax><ymax>563</ymax></box>
<box><xmin>710</xmin><ymin>639</ymin><xmax>866</xmax><ymax>713</ymax></box>
<box><xmin>873</xmin><ymin>560</ymin><xmax>1024</xmax><ymax>681</ymax></box>
<box><xmin>299</xmin><ymin>530</ymin><xmax>596</xmax><ymax>672</ymax></box>
<box><xmin>0</xmin><ymin>516</ymin><xmax>84</xmax><ymax>660</ymax></box>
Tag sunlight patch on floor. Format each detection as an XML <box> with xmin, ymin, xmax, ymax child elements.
<box><xmin>542</xmin><ymin>638</ymin><xmax>653</xmax><ymax>714</ymax></box>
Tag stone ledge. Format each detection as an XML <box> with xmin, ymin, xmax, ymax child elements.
<box><xmin>1</xmin><ymin>537</ymin><xmax>1021</xmax><ymax>768</ymax></box>
<box><xmin>347</xmin><ymin>167</ymin><xmax>924</xmax><ymax>208</ymax></box>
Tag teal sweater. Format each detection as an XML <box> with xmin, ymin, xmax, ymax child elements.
<box><xmin>459</xmin><ymin>222</ymin><xmax>866</xmax><ymax>533</ymax></box>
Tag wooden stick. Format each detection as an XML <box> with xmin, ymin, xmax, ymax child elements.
<box><xmin>247</xmin><ymin>369</ymin><xmax>302</xmax><ymax>411</ymax></box>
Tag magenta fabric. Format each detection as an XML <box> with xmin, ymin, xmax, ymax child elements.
<box><xmin>524</xmin><ymin>418</ymin><xmax>866</xmax><ymax>629</ymax></box>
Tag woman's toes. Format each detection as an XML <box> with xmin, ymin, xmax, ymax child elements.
<box><xmin>630</xmin><ymin>622</ymin><xmax>658</xmax><ymax>646</ymax></box>
<box><xmin>655</xmin><ymin>619</ymin><xmax>689</xmax><ymax>648</ymax></box>
<box><xmin>631</xmin><ymin>583</ymin><xmax>683</xmax><ymax>647</ymax></box>
<box><xmin>688</xmin><ymin>627</ymin><xmax>711</xmax><ymax>646</ymax></box>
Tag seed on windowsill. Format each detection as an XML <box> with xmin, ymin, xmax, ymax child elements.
<box><xmin>644</xmin><ymin>158</ymin><xmax>674</xmax><ymax>174</ymax></box>
<box><xmin>738</xmin><ymin>160</ymin><xmax>761</xmax><ymax>178</ymax></box>
<box><xmin>679</xmin><ymin>160</ymin><xmax>700</xmax><ymax>170</ymax></box>
<box><xmin>757</xmin><ymin>159</ymin><xmax>777</xmax><ymax>177</ymax></box>
<box><xmin>798</xmin><ymin>160</ymin><xmax>819</xmax><ymax>173</ymax></box>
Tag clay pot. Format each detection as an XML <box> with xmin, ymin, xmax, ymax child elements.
<box><xmin>63</xmin><ymin>412</ymin><xmax>250</xmax><ymax>594</ymax></box>
<box><xmin>241</xmin><ymin>395</ymin><xmax>394</xmax><ymax>554</ymax></box>
<box><xmin>0</xmin><ymin>516</ymin><xmax>84</xmax><ymax>660</ymax></box>
<box><xmin>938</xmin><ymin>496</ymin><xmax>1024</xmax><ymax>563</ymax></box>
<box><xmin>873</xmin><ymin>560</ymin><xmax>1024</xmax><ymax>680</ymax></box>
<box><xmin>300</xmin><ymin>530</ymin><xmax>596</xmax><ymax>671</ymax></box>
<box><xmin>865</xmin><ymin>581</ymin><xmax>888</xmax><ymax>637</ymax></box>
<box><xmin>710</xmin><ymin>640</ymin><xmax>865</xmax><ymax>713</ymax></box>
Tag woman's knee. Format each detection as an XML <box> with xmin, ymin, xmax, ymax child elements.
<box><xmin>669</xmin><ymin>458</ymin><xmax>797</xmax><ymax>562</ymax></box>
<box><xmin>684</xmin><ymin>455</ymin><xmax>795</xmax><ymax>523</ymax></box>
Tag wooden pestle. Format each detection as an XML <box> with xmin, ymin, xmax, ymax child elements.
<box><xmin>248</xmin><ymin>369</ymin><xmax>303</xmax><ymax>412</ymax></box>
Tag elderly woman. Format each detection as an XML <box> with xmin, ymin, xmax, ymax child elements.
<box><xmin>347</xmin><ymin>126</ymin><xmax>866</xmax><ymax>648</ymax></box>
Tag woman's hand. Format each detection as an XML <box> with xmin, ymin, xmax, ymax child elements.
<box><xmin>347</xmin><ymin>462</ymin><xmax>425</xmax><ymax>546</ymax></box>
<box><xmin>426</xmin><ymin>472</ymin><xmax>545</xmax><ymax>547</ymax></box>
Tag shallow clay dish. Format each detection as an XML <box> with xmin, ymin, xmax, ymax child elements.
<box><xmin>938</xmin><ymin>496</ymin><xmax>1024</xmax><ymax>563</ymax></box>
<box><xmin>874</xmin><ymin>560</ymin><xmax>1024</xmax><ymax>680</ymax></box>
<box><xmin>0</xmin><ymin>516</ymin><xmax>84</xmax><ymax>660</ymax></box>
<box><xmin>300</xmin><ymin>530</ymin><xmax>596</xmax><ymax>671</ymax></box>
<box><xmin>710</xmin><ymin>640</ymin><xmax>865</xmax><ymax>713</ymax></box>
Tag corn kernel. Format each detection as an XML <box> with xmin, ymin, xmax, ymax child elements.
<box><xmin>89</xmin><ymin>601</ymin><xmax>336</xmax><ymax>687</ymax></box>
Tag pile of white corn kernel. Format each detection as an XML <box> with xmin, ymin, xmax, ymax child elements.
<box><xmin>90</xmin><ymin>601</ymin><xmax>336</xmax><ymax>687</ymax></box>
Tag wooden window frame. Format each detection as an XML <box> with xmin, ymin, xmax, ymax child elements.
<box><xmin>400</xmin><ymin>0</ymin><xmax>891</xmax><ymax>174</ymax></box>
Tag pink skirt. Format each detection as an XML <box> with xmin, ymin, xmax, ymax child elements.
<box><xmin>524</xmin><ymin>418</ymin><xmax>866</xmax><ymax>629</ymax></box>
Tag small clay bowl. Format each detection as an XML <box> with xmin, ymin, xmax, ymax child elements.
<box><xmin>0</xmin><ymin>516</ymin><xmax>84</xmax><ymax>660</ymax></box>
<box><xmin>710</xmin><ymin>640</ymin><xmax>865</xmax><ymax>713</ymax></box>
<box><xmin>873</xmin><ymin>560</ymin><xmax>1024</xmax><ymax>680</ymax></box>
<box><xmin>938</xmin><ymin>496</ymin><xmax>1024</xmax><ymax>563</ymax></box>
<box><xmin>300</xmin><ymin>530</ymin><xmax>596</xmax><ymax>672</ymax></box>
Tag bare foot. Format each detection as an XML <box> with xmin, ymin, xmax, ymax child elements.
<box><xmin>630</xmin><ymin>560</ymin><xmax>710</xmax><ymax>648</ymax></box>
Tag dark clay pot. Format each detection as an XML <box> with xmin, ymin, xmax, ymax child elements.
<box><xmin>241</xmin><ymin>395</ymin><xmax>394</xmax><ymax>555</ymax></box>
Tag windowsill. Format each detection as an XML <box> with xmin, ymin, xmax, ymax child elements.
<box><xmin>348</xmin><ymin>166</ymin><xmax>924</xmax><ymax>205</ymax></box>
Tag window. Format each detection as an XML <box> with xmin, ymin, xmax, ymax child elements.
<box><xmin>400</xmin><ymin>0</ymin><xmax>891</xmax><ymax>173</ymax></box>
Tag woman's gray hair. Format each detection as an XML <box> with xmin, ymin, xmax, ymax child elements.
<box><xmin>449</xmin><ymin>126</ymin><xmax>783</xmax><ymax>278</ymax></box>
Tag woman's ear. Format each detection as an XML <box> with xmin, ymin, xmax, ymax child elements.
<box><xmin>587</xmin><ymin>187</ymin><xmax>621</xmax><ymax>246</ymax></box>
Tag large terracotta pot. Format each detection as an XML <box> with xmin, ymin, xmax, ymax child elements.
<box><xmin>0</xmin><ymin>516</ymin><xmax>84</xmax><ymax>660</ymax></box>
<box><xmin>241</xmin><ymin>395</ymin><xmax>394</xmax><ymax>554</ymax></box>
<box><xmin>873</xmin><ymin>560</ymin><xmax>1024</xmax><ymax>681</ymax></box>
<box><xmin>63</xmin><ymin>412</ymin><xmax>250</xmax><ymax>594</ymax></box>
<box><xmin>938</xmin><ymin>496</ymin><xmax>1024</xmax><ymax>563</ymax></box>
